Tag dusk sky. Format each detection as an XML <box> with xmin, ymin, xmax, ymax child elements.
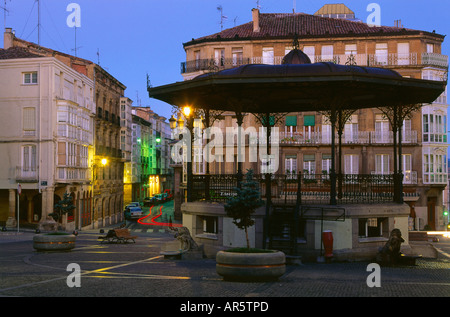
<box><xmin>1</xmin><ymin>0</ymin><xmax>448</xmax><ymax>120</ymax></box>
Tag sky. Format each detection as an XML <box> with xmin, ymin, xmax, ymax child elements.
<box><xmin>1</xmin><ymin>0</ymin><xmax>449</xmax><ymax>120</ymax></box>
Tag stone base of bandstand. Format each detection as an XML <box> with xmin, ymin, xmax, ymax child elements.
<box><xmin>181</xmin><ymin>201</ymin><xmax>415</xmax><ymax>262</ymax></box>
<box><xmin>295</xmin><ymin>203</ymin><xmax>413</xmax><ymax>262</ymax></box>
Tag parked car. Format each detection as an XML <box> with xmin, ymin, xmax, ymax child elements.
<box><xmin>124</xmin><ymin>203</ymin><xmax>143</xmax><ymax>220</ymax></box>
<box><xmin>126</xmin><ymin>202</ymin><xmax>140</xmax><ymax>208</ymax></box>
<box><xmin>143</xmin><ymin>197</ymin><xmax>153</xmax><ymax>206</ymax></box>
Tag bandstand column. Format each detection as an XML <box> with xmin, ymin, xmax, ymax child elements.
<box><xmin>235</xmin><ymin>111</ymin><xmax>244</xmax><ymax>188</ymax></box>
<box><xmin>330</xmin><ymin>108</ymin><xmax>337</xmax><ymax>205</ymax></box>
<box><xmin>263</xmin><ymin>112</ymin><xmax>272</xmax><ymax>249</ymax></box>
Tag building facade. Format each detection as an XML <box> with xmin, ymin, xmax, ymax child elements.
<box><xmin>0</xmin><ymin>48</ymin><xmax>95</xmax><ymax>231</ymax></box>
<box><xmin>3</xmin><ymin>28</ymin><xmax>128</xmax><ymax>229</ymax></box>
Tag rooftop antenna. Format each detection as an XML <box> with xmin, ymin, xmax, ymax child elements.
<box><xmin>217</xmin><ymin>5</ymin><xmax>227</xmax><ymax>31</ymax></box>
<box><xmin>97</xmin><ymin>48</ymin><xmax>100</xmax><ymax>65</ymax></box>
<box><xmin>71</xmin><ymin>26</ymin><xmax>82</xmax><ymax>57</ymax></box>
<box><xmin>234</xmin><ymin>16</ymin><xmax>238</xmax><ymax>27</ymax></box>
<box><xmin>0</xmin><ymin>0</ymin><xmax>11</xmax><ymax>30</ymax></box>
<box><xmin>293</xmin><ymin>0</ymin><xmax>296</xmax><ymax>13</ymax></box>
<box><xmin>37</xmin><ymin>0</ymin><xmax>40</xmax><ymax>45</ymax></box>
<box><xmin>256</xmin><ymin>0</ymin><xmax>261</xmax><ymax>10</ymax></box>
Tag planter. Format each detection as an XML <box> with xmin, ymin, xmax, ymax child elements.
<box><xmin>216</xmin><ymin>249</ymin><xmax>286</xmax><ymax>281</ymax></box>
<box><xmin>33</xmin><ymin>233</ymin><xmax>76</xmax><ymax>251</ymax></box>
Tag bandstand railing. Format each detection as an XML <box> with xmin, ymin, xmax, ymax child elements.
<box><xmin>191</xmin><ymin>173</ymin><xmax>398</xmax><ymax>205</ymax></box>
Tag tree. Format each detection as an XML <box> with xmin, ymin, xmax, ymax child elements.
<box><xmin>224</xmin><ymin>169</ymin><xmax>264</xmax><ymax>249</ymax></box>
<box><xmin>50</xmin><ymin>193</ymin><xmax>75</xmax><ymax>222</ymax></box>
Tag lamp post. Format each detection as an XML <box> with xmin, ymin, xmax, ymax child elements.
<box><xmin>183</xmin><ymin>106</ymin><xmax>194</xmax><ymax>202</ymax></box>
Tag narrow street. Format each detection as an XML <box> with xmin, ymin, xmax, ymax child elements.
<box><xmin>125</xmin><ymin>200</ymin><xmax>181</xmax><ymax>232</ymax></box>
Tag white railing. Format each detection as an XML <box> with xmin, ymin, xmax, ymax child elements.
<box><xmin>16</xmin><ymin>166</ymin><xmax>38</xmax><ymax>182</ymax></box>
<box><xmin>56</xmin><ymin>167</ymin><xmax>91</xmax><ymax>183</ymax></box>
<box><xmin>370</xmin><ymin>130</ymin><xmax>417</xmax><ymax>144</ymax></box>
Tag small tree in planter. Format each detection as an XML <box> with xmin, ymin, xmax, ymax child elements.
<box><xmin>218</xmin><ymin>169</ymin><xmax>286</xmax><ymax>280</ymax></box>
<box><xmin>34</xmin><ymin>192</ymin><xmax>77</xmax><ymax>251</ymax></box>
<box><xmin>50</xmin><ymin>193</ymin><xmax>75</xmax><ymax>225</ymax></box>
<box><xmin>224</xmin><ymin>169</ymin><xmax>264</xmax><ymax>249</ymax></box>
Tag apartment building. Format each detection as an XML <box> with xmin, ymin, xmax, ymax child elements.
<box><xmin>0</xmin><ymin>47</ymin><xmax>95</xmax><ymax>231</ymax></box>
<box><xmin>3</xmin><ymin>28</ymin><xmax>128</xmax><ymax>229</ymax></box>
<box><xmin>180</xmin><ymin>5</ymin><xmax>448</xmax><ymax>231</ymax></box>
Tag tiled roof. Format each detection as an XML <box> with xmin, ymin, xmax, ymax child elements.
<box><xmin>0</xmin><ymin>47</ymin><xmax>42</xmax><ymax>59</ymax></box>
<box><xmin>184</xmin><ymin>12</ymin><xmax>443</xmax><ymax>47</ymax></box>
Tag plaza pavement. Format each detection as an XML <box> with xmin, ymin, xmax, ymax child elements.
<box><xmin>0</xmin><ymin>226</ymin><xmax>449</xmax><ymax>306</ymax></box>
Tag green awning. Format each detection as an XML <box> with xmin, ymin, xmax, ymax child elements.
<box><xmin>285</xmin><ymin>115</ymin><xmax>297</xmax><ymax>126</ymax></box>
<box><xmin>304</xmin><ymin>115</ymin><xmax>315</xmax><ymax>126</ymax></box>
<box><xmin>303</xmin><ymin>154</ymin><xmax>315</xmax><ymax>161</ymax></box>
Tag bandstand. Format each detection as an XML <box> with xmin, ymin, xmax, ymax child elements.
<box><xmin>148</xmin><ymin>45</ymin><xmax>446</xmax><ymax>260</ymax></box>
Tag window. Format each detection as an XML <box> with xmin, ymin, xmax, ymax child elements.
<box><xmin>397</xmin><ymin>43</ymin><xmax>410</xmax><ymax>65</ymax></box>
<box><xmin>375</xmin><ymin>154</ymin><xmax>389</xmax><ymax>174</ymax></box>
<box><xmin>195</xmin><ymin>50</ymin><xmax>201</xmax><ymax>70</ymax></box>
<box><xmin>344</xmin><ymin>115</ymin><xmax>358</xmax><ymax>143</ymax></box>
<box><xmin>423</xmin><ymin>151</ymin><xmax>448</xmax><ymax>184</ymax></box>
<box><xmin>345</xmin><ymin>44</ymin><xmax>357</xmax><ymax>55</ymax></box>
<box><xmin>427</xmin><ymin>44</ymin><xmax>434</xmax><ymax>53</ymax></box>
<box><xmin>321</xmin><ymin>45</ymin><xmax>333</xmax><ymax>62</ymax></box>
<box><xmin>303</xmin><ymin>46</ymin><xmax>315</xmax><ymax>62</ymax></box>
<box><xmin>423</xmin><ymin>112</ymin><xmax>447</xmax><ymax>143</ymax></box>
<box><xmin>262</xmin><ymin>47</ymin><xmax>274</xmax><ymax>65</ymax></box>
<box><xmin>202</xmin><ymin>216</ymin><xmax>218</xmax><ymax>234</ymax></box>
<box><xmin>322</xmin><ymin>154</ymin><xmax>332</xmax><ymax>174</ymax></box>
<box><xmin>303</xmin><ymin>154</ymin><xmax>316</xmax><ymax>175</ymax></box>
<box><xmin>402</xmin><ymin>154</ymin><xmax>414</xmax><ymax>184</ymax></box>
<box><xmin>375</xmin><ymin>114</ymin><xmax>390</xmax><ymax>143</ymax></box>
<box><xmin>214</xmin><ymin>48</ymin><xmax>225</xmax><ymax>67</ymax></box>
<box><xmin>344</xmin><ymin>155</ymin><xmax>358</xmax><ymax>174</ymax></box>
<box><xmin>285</xmin><ymin>155</ymin><xmax>297</xmax><ymax>174</ymax></box>
<box><xmin>22</xmin><ymin>145</ymin><xmax>37</xmax><ymax>172</ymax></box>
<box><xmin>23</xmin><ymin>72</ymin><xmax>38</xmax><ymax>84</ymax></box>
<box><xmin>359</xmin><ymin>218</ymin><xmax>387</xmax><ymax>238</ymax></box>
<box><xmin>375</xmin><ymin>43</ymin><xmax>388</xmax><ymax>65</ymax></box>
<box><xmin>23</xmin><ymin>107</ymin><xmax>36</xmax><ymax>136</ymax></box>
<box><xmin>232</xmin><ymin>48</ymin><xmax>243</xmax><ymax>66</ymax></box>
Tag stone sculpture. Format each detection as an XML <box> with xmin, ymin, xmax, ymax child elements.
<box><xmin>376</xmin><ymin>228</ymin><xmax>405</xmax><ymax>265</ymax></box>
<box><xmin>169</xmin><ymin>226</ymin><xmax>199</xmax><ymax>251</ymax></box>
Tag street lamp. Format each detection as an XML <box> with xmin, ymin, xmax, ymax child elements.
<box><xmin>183</xmin><ymin>106</ymin><xmax>194</xmax><ymax>202</ymax></box>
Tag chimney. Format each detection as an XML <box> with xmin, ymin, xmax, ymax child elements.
<box><xmin>252</xmin><ymin>8</ymin><xmax>260</xmax><ymax>33</ymax></box>
<box><xmin>4</xmin><ymin>28</ymin><xmax>14</xmax><ymax>49</ymax></box>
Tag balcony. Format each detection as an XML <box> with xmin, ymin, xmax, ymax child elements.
<box><xmin>370</xmin><ymin>130</ymin><xmax>418</xmax><ymax>144</ymax></box>
<box><xmin>56</xmin><ymin>167</ymin><xmax>91</xmax><ymax>183</ymax></box>
<box><xmin>16</xmin><ymin>166</ymin><xmax>39</xmax><ymax>183</ymax></box>
<box><xmin>181</xmin><ymin>52</ymin><xmax>448</xmax><ymax>74</ymax></box>
<box><xmin>278</xmin><ymin>130</ymin><xmax>416</xmax><ymax>146</ymax></box>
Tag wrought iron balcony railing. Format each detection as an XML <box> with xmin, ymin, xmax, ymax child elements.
<box><xmin>191</xmin><ymin>173</ymin><xmax>398</xmax><ymax>205</ymax></box>
<box><xmin>181</xmin><ymin>53</ymin><xmax>448</xmax><ymax>74</ymax></box>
